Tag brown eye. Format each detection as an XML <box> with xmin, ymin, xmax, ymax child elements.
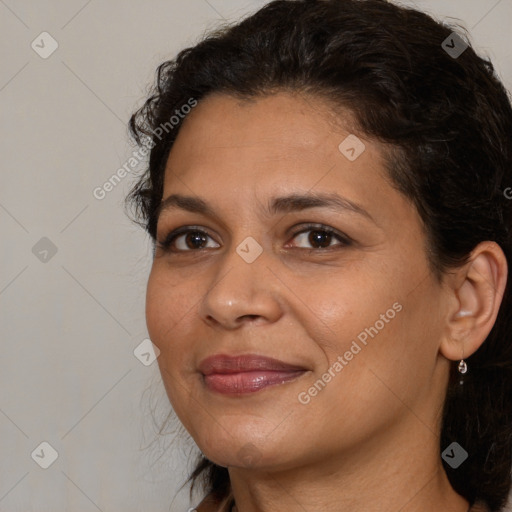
<box><xmin>157</xmin><ymin>228</ymin><xmax>219</xmax><ymax>252</ymax></box>
<box><xmin>178</xmin><ymin>231</ymin><xmax>209</xmax><ymax>250</ymax></box>
<box><xmin>289</xmin><ymin>225</ymin><xmax>352</xmax><ymax>250</ymax></box>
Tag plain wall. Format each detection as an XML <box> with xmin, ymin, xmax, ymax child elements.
<box><xmin>1</xmin><ymin>1</ymin><xmax>511</xmax><ymax>510</ymax></box>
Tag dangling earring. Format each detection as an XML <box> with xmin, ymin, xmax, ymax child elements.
<box><xmin>457</xmin><ymin>347</ymin><xmax>468</xmax><ymax>385</ymax></box>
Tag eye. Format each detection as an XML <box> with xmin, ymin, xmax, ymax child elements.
<box><xmin>156</xmin><ymin>227</ymin><xmax>219</xmax><ymax>253</ymax></box>
<box><xmin>287</xmin><ymin>224</ymin><xmax>352</xmax><ymax>250</ymax></box>
<box><xmin>156</xmin><ymin>223</ymin><xmax>351</xmax><ymax>253</ymax></box>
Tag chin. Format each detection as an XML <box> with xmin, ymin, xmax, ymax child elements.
<box><xmin>195</xmin><ymin>422</ymin><xmax>306</xmax><ymax>472</ymax></box>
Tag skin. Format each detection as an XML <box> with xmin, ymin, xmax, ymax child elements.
<box><xmin>145</xmin><ymin>91</ymin><xmax>508</xmax><ymax>512</ymax></box>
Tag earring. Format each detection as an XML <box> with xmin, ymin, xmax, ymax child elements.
<box><xmin>457</xmin><ymin>357</ymin><xmax>468</xmax><ymax>386</ymax></box>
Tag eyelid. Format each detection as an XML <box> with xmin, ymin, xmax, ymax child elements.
<box><xmin>156</xmin><ymin>222</ymin><xmax>353</xmax><ymax>253</ymax></box>
<box><xmin>157</xmin><ymin>225</ymin><xmax>218</xmax><ymax>250</ymax></box>
<box><xmin>288</xmin><ymin>223</ymin><xmax>351</xmax><ymax>244</ymax></box>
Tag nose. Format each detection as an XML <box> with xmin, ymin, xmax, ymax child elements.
<box><xmin>197</xmin><ymin>245</ymin><xmax>284</xmax><ymax>330</ymax></box>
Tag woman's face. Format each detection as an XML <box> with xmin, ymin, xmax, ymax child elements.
<box><xmin>146</xmin><ymin>91</ymin><xmax>450</xmax><ymax>471</ymax></box>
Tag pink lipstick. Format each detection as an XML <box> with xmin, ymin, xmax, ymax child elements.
<box><xmin>198</xmin><ymin>354</ymin><xmax>307</xmax><ymax>395</ymax></box>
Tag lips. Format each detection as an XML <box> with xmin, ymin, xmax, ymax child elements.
<box><xmin>198</xmin><ymin>354</ymin><xmax>308</xmax><ymax>394</ymax></box>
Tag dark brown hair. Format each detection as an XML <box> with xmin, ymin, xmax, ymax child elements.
<box><xmin>126</xmin><ymin>1</ymin><xmax>512</xmax><ymax>509</ymax></box>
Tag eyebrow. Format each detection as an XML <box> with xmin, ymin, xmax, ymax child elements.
<box><xmin>156</xmin><ymin>191</ymin><xmax>375</xmax><ymax>223</ymax></box>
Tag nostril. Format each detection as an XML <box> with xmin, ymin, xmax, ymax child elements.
<box><xmin>240</xmin><ymin>315</ymin><xmax>259</xmax><ymax>321</ymax></box>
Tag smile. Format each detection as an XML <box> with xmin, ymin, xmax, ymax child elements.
<box><xmin>198</xmin><ymin>354</ymin><xmax>308</xmax><ymax>395</ymax></box>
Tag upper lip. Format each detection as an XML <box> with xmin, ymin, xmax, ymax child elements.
<box><xmin>198</xmin><ymin>354</ymin><xmax>307</xmax><ymax>375</ymax></box>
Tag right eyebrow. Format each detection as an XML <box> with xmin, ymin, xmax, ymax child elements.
<box><xmin>157</xmin><ymin>194</ymin><xmax>215</xmax><ymax>218</ymax></box>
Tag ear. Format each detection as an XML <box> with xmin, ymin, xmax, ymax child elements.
<box><xmin>440</xmin><ymin>241</ymin><xmax>508</xmax><ymax>362</ymax></box>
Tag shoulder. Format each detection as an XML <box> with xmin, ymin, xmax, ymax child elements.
<box><xmin>194</xmin><ymin>492</ymin><xmax>233</xmax><ymax>512</ymax></box>
<box><xmin>470</xmin><ymin>501</ymin><xmax>491</xmax><ymax>512</ymax></box>
<box><xmin>194</xmin><ymin>495</ymin><xmax>216</xmax><ymax>512</ymax></box>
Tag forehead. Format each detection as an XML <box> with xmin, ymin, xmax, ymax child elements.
<box><xmin>160</xmin><ymin>92</ymin><xmax>411</xmax><ymax>230</ymax></box>
<box><xmin>165</xmin><ymin>92</ymin><xmax>384</xmax><ymax>182</ymax></box>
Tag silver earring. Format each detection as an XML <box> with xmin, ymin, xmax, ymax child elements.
<box><xmin>457</xmin><ymin>359</ymin><xmax>468</xmax><ymax>386</ymax></box>
<box><xmin>458</xmin><ymin>359</ymin><xmax>468</xmax><ymax>374</ymax></box>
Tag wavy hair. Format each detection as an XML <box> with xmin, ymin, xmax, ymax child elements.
<box><xmin>126</xmin><ymin>1</ymin><xmax>512</xmax><ymax>509</ymax></box>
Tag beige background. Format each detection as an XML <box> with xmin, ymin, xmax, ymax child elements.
<box><xmin>1</xmin><ymin>1</ymin><xmax>511</xmax><ymax>511</ymax></box>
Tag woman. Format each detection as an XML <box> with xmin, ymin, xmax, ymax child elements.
<box><xmin>126</xmin><ymin>1</ymin><xmax>512</xmax><ymax>511</ymax></box>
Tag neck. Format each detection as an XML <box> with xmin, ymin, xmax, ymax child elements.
<box><xmin>227</xmin><ymin>415</ymin><xmax>469</xmax><ymax>512</ymax></box>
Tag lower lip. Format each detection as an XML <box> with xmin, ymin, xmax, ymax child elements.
<box><xmin>203</xmin><ymin>370</ymin><xmax>306</xmax><ymax>395</ymax></box>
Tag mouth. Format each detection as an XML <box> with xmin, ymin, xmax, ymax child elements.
<box><xmin>198</xmin><ymin>354</ymin><xmax>308</xmax><ymax>395</ymax></box>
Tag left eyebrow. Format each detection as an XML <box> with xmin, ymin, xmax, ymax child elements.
<box><xmin>266</xmin><ymin>191</ymin><xmax>374</xmax><ymax>222</ymax></box>
<box><xmin>156</xmin><ymin>191</ymin><xmax>375</xmax><ymax>224</ymax></box>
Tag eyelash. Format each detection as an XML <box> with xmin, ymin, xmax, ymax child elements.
<box><xmin>156</xmin><ymin>224</ymin><xmax>352</xmax><ymax>253</ymax></box>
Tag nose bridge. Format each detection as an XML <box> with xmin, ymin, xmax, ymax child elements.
<box><xmin>198</xmin><ymin>236</ymin><xmax>281</xmax><ymax>327</ymax></box>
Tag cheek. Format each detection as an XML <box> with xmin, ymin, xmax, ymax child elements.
<box><xmin>145</xmin><ymin>269</ymin><xmax>198</xmax><ymax>419</ymax></box>
<box><xmin>145</xmin><ymin>270</ymin><xmax>167</xmax><ymax>348</ymax></box>
<box><xmin>307</xmin><ymin>264</ymin><xmax>429</xmax><ymax>392</ymax></box>
<box><xmin>145</xmin><ymin>266</ymin><xmax>191</xmax><ymax>357</ymax></box>
<box><xmin>306</xmin><ymin>270</ymin><xmax>392</xmax><ymax>350</ymax></box>
<box><xmin>323</xmin><ymin>282</ymin><xmax>441</xmax><ymax>416</ymax></box>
